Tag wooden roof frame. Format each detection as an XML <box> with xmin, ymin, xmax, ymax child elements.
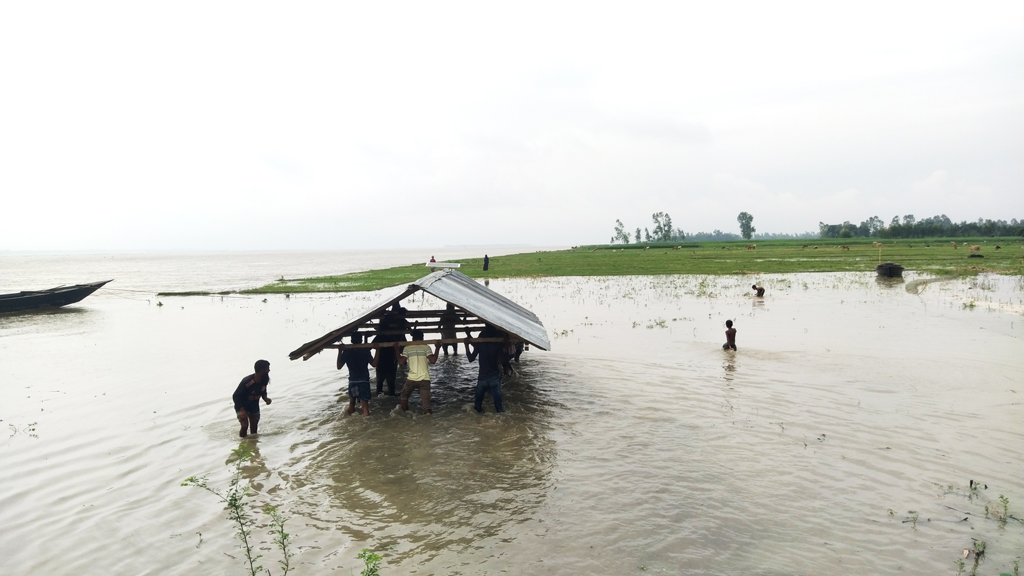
<box><xmin>288</xmin><ymin>270</ymin><xmax>551</xmax><ymax>360</ymax></box>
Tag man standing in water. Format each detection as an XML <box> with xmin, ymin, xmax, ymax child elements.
<box><xmin>467</xmin><ymin>325</ymin><xmax>504</xmax><ymax>413</ymax></box>
<box><xmin>723</xmin><ymin>320</ymin><xmax>737</xmax><ymax>351</ymax></box>
<box><xmin>439</xmin><ymin>303</ymin><xmax>459</xmax><ymax>355</ymax></box>
<box><xmin>338</xmin><ymin>333</ymin><xmax>377</xmax><ymax>416</ymax></box>
<box><xmin>752</xmin><ymin>284</ymin><xmax>766</xmax><ymax>297</ymax></box>
<box><xmin>398</xmin><ymin>329</ymin><xmax>440</xmax><ymax>414</ymax></box>
<box><xmin>233</xmin><ymin>359</ymin><xmax>272</xmax><ymax>438</ymax></box>
<box><xmin>372</xmin><ymin>313</ymin><xmax>404</xmax><ymax>396</ymax></box>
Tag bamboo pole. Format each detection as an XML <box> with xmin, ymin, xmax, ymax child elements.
<box><xmin>325</xmin><ymin>336</ymin><xmax>510</xmax><ymax>350</ymax></box>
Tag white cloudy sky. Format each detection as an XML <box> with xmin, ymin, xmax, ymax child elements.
<box><xmin>1</xmin><ymin>1</ymin><xmax>1021</xmax><ymax>250</ymax></box>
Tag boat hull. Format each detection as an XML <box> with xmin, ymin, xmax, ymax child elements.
<box><xmin>1</xmin><ymin>280</ymin><xmax>112</xmax><ymax>313</ymax></box>
<box><xmin>875</xmin><ymin>262</ymin><xmax>904</xmax><ymax>278</ymax></box>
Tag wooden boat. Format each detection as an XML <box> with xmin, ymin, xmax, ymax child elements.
<box><xmin>1</xmin><ymin>280</ymin><xmax>112</xmax><ymax>313</ymax></box>
<box><xmin>875</xmin><ymin>262</ymin><xmax>904</xmax><ymax>278</ymax></box>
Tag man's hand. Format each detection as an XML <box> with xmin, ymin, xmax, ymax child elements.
<box><xmin>264</xmin><ymin>397</ymin><xmax>272</xmax><ymax>405</ymax></box>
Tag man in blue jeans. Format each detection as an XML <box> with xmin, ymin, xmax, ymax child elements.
<box><xmin>466</xmin><ymin>325</ymin><xmax>505</xmax><ymax>413</ymax></box>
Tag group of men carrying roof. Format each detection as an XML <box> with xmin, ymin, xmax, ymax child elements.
<box><xmin>336</xmin><ymin>304</ymin><xmax>516</xmax><ymax>417</ymax></box>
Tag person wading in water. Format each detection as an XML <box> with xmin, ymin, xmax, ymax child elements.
<box><xmin>722</xmin><ymin>320</ymin><xmax>737</xmax><ymax>351</ymax></box>
<box><xmin>233</xmin><ymin>360</ymin><xmax>272</xmax><ymax>438</ymax></box>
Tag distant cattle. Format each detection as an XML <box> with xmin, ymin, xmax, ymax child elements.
<box><xmin>970</xmin><ymin>245</ymin><xmax>981</xmax><ymax>252</ymax></box>
<box><xmin>840</xmin><ymin>245</ymin><xmax>850</xmax><ymax>251</ymax></box>
<box><xmin>813</xmin><ymin>246</ymin><xmax>818</xmax><ymax>249</ymax></box>
<box><xmin>996</xmin><ymin>245</ymin><xmax>1002</xmax><ymax>250</ymax></box>
<box><xmin>644</xmin><ymin>246</ymin><xmax>649</xmax><ymax>251</ymax></box>
<box><xmin>872</xmin><ymin>242</ymin><xmax>883</xmax><ymax>248</ymax></box>
<box><xmin>801</xmin><ymin>245</ymin><xmax>808</xmax><ymax>249</ymax></box>
<box><xmin>673</xmin><ymin>246</ymin><xmax>681</xmax><ymax>250</ymax></box>
<box><xmin>746</xmin><ymin>244</ymin><xmax>756</xmax><ymax>250</ymax></box>
<box><xmin>951</xmin><ymin>242</ymin><xmax>958</xmax><ymax>249</ymax></box>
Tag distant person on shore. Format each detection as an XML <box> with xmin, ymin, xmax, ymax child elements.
<box><xmin>752</xmin><ymin>284</ymin><xmax>765</xmax><ymax>297</ymax></box>
<box><xmin>429</xmin><ymin>256</ymin><xmax>436</xmax><ymax>262</ymax></box>
<box><xmin>398</xmin><ymin>329</ymin><xmax>440</xmax><ymax>414</ymax></box>
<box><xmin>337</xmin><ymin>333</ymin><xmax>377</xmax><ymax>416</ymax></box>
<box><xmin>372</xmin><ymin>313</ymin><xmax>405</xmax><ymax>396</ymax></box>
<box><xmin>467</xmin><ymin>325</ymin><xmax>505</xmax><ymax>413</ymax></box>
<box><xmin>439</xmin><ymin>303</ymin><xmax>459</xmax><ymax>355</ymax></box>
<box><xmin>233</xmin><ymin>360</ymin><xmax>272</xmax><ymax>438</ymax></box>
<box><xmin>722</xmin><ymin>320</ymin><xmax>737</xmax><ymax>351</ymax></box>
<box><xmin>483</xmin><ymin>254</ymin><xmax>489</xmax><ymax>271</ymax></box>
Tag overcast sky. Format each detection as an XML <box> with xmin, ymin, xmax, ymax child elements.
<box><xmin>1</xmin><ymin>1</ymin><xmax>1021</xmax><ymax>251</ymax></box>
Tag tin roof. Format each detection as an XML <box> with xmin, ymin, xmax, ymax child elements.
<box><xmin>288</xmin><ymin>270</ymin><xmax>550</xmax><ymax>360</ymax></box>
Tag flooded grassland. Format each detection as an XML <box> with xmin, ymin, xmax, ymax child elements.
<box><xmin>1</xmin><ymin>271</ymin><xmax>1022</xmax><ymax>575</ymax></box>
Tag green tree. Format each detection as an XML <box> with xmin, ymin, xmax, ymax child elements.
<box><xmin>737</xmin><ymin>212</ymin><xmax>755</xmax><ymax>240</ymax></box>
<box><xmin>611</xmin><ymin>219</ymin><xmax>630</xmax><ymax>244</ymax></box>
<box><xmin>650</xmin><ymin>212</ymin><xmax>674</xmax><ymax>242</ymax></box>
<box><xmin>634</xmin><ymin>228</ymin><xmax>641</xmax><ymax>243</ymax></box>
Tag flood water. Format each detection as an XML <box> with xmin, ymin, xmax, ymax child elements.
<box><xmin>1</xmin><ymin>252</ymin><xmax>1022</xmax><ymax>575</ymax></box>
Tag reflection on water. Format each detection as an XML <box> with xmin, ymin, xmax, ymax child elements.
<box><xmin>284</xmin><ymin>362</ymin><xmax>556</xmax><ymax>563</ymax></box>
<box><xmin>875</xmin><ymin>275</ymin><xmax>906</xmax><ymax>289</ymax></box>
<box><xmin>1</xmin><ymin>261</ymin><xmax>1022</xmax><ymax>576</ymax></box>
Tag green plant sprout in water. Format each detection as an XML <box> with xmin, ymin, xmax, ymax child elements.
<box><xmin>358</xmin><ymin>549</ymin><xmax>382</xmax><ymax>576</ymax></box>
<box><xmin>182</xmin><ymin>443</ymin><xmax>293</xmax><ymax>576</ymax></box>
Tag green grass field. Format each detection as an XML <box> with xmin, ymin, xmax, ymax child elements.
<box><xmin>229</xmin><ymin>237</ymin><xmax>1022</xmax><ymax>294</ymax></box>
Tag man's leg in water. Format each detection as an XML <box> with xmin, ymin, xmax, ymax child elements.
<box><xmin>360</xmin><ymin>400</ymin><xmax>370</xmax><ymax>416</ymax></box>
<box><xmin>248</xmin><ymin>412</ymin><xmax>260</xmax><ymax>435</ymax></box>
<box><xmin>346</xmin><ymin>396</ymin><xmax>356</xmax><ymax>415</ymax></box>
<box><xmin>474</xmin><ymin>380</ymin><xmax>486</xmax><ymax>413</ymax></box>
<box><xmin>237</xmin><ymin>409</ymin><xmax>249</xmax><ymax>438</ymax></box>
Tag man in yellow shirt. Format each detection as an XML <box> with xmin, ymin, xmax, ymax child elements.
<box><xmin>398</xmin><ymin>328</ymin><xmax>440</xmax><ymax>414</ymax></box>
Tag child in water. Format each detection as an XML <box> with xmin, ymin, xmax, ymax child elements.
<box><xmin>722</xmin><ymin>320</ymin><xmax>737</xmax><ymax>351</ymax></box>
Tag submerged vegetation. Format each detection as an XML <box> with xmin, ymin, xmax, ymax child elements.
<box><xmin>183</xmin><ymin>444</ymin><xmax>294</xmax><ymax>576</ymax></box>
<box><xmin>236</xmin><ymin>237</ymin><xmax>1022</xmax><ymax>294</ymax></box>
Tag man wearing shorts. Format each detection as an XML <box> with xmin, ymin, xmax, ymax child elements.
<box><xmin>398</xmin><ymin>329</ymin><xmax>440</xmax><ymax>414</ymax></box>
<box><xmin>752</xmin><ymin>284</ymin><xmax>766</xmax><ymax>297</ymax></box>
<box><xmin>337</xmin><ymin>333</ymin><xmax>377</xmax><ymax>416</ymax></box>
<box><xmin>233</xmin><ymin>359</ymin><xmax>272</xmax><ymax>438</ymax></box>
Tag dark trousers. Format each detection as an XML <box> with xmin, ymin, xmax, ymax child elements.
<box><xmin>376</xmin><ymin>364</ymin><xmax>397</xmax><ymax>395</ymax></box>
<box><xmin>474</xmin><ymin>375</ymin><xmax>503</xmax><ymax>413</ymax></box>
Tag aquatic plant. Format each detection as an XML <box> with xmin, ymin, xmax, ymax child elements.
<box><xmin>182</xmin><ymin>443</ymin><xmax>294</xmax><ymax>576</ymax></box>
<box><xmin>358</xmin><ymin>549</ymin><xmax>382</xmax><ymax>576</ymax></box>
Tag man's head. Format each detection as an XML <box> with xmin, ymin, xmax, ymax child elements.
<box><xmin>481</xmin><ymin>324</ymin><xmax>499</xmax><ymax>338</ymax></box>
<box><xmin>254</xmin><ymin>359</ymin><xmax>270</xmax><ymax>382</ymax></box>
<box><xmin>726</xmin><ymin>320</ymin><xmax>733</xmax><ymax>328</ymax></box>
<box><xmin>446</xmin><ymin>303</ymin><xmax>455</xmax><ymax>311</ymax></box>
<box><xmin>752</xmin><ymin>284</ymin><xmax>757</xmax><ymax>289</ymax></box>
<box><xmin>350</xmin><ymin>333</ymin><xmax>363</xmax><ymax>344</ymax></box>
<box><xmin>410</xmin><ymin>328</ymin><xmax>424</xmax><ymax>341</ymax></box>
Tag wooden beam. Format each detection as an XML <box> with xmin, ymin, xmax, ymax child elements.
<box><xmin>325</xmin><ymin>336</ymin><xmax>511</xmax><ymax>350</ymax></box>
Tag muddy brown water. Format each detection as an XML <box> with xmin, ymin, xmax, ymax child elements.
<box><xmin>1</xmin><ymin>252</ymin><xmax>1022</xmax><ymax>575</ymax></box>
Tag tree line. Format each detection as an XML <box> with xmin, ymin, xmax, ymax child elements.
<box><xmin>613</xmin><ymin>211</ymin><xmax>769</xmax><ymax>244</ymax></box>
<box><xmin>818</xmin><ymin>215</ymin><xmax>1024</xmax><ymax>239</ymax></box>
<box><xmin>612</xmin><ymin>212</ymin><xmax>685</xmax><ymax>244</ymax></box>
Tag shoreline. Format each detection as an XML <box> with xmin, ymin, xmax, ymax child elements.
<box><xmin>156</xmin><ymin>237</ymin><xmax>1023</xmax><ymax>296</ymax></box>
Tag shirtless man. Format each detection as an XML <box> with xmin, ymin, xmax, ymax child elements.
<box><xmin>722</xmin><ymin>320</ymin><xmax>737</xmax><ymax>351</ymax></box>
<box><xmin>752</xmin><ymin>284</ymin><xmax>765</xmax><ymax>297</ymax></box>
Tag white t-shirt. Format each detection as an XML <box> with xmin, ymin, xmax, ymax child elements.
<box><xmin>403</xmin><ymin>344</ymin><xmax>432</xmax><ymax>382</ymax></box>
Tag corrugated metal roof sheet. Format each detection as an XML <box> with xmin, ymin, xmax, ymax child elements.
<box><xmin>415</xmin><ymin>270</ymin><xmax>550</xmax><ymax>350</ymax></box>
<box><xmin>288</xmin><ymin>270</ymin><xmax>550</xmax><ymax>360</ymax></box>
